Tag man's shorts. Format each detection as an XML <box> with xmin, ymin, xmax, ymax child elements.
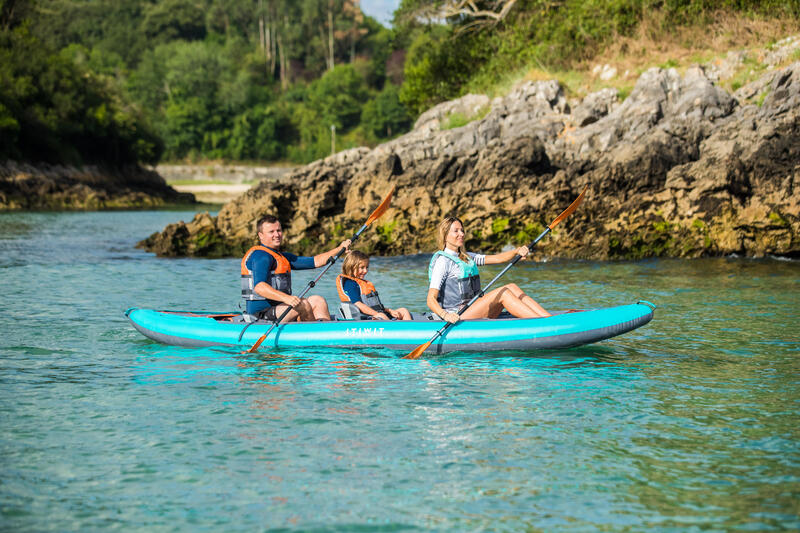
<box><xmin>256</xmin><ymin>306</ymin><xmax>279</xmax><ymax>322</ymax></box>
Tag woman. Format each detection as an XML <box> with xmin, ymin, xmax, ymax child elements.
<box><xmin>427</xmin><ymin>216</ymin><xmax>550</xmax><ymax>324</ymax></box>
<box><xmin>336</xmin><ymin>250</ymin><xmax>412</xmax><ymax>320</ymax></box>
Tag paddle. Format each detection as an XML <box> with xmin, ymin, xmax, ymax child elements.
<box><xmin>403</xmin><ymin>185</ymin><xmax>588</xmax><ymax>360</ymax></box>
<box><xmin>241</xmin><ymin>186</ymin><xmax>396</xmax><ymax>353</ymax></box>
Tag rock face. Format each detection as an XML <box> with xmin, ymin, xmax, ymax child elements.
<box><xmin>140</xmin><ymin>61</ymin><xmax>800</xmax><ymax>260</ymax></box>
<box><xmin>0</xmin><ymin>162</ymin><xmax>195</xmax><ymax>210</ymax></box>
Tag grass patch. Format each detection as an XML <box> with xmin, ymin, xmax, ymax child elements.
<box><xmin>464</xmin><ymin>11</ymin><xmax>799</xmax><ymax>106</ymax></box>
<box><xmin>491</xmin><ymin>217</ymin><xmax>510</xmax><ymax>234</ymax></box>
<box><xmin>724</xmin><ymin>56</ymin><xmax>768</xmax><ymax>92</ymax></box>
<box><xmin>441</xmin><ymin>105</ymin><xmax>491</xmax><ymax>130</ymax></box>
<box><xmin>617</xmin><ymin>85</ymin><xmax>634</xmax><ymax>102</ymax></box>
<box><xmin>376</xmin><ymin>220</ymin><xmax>399</xmax><ymax>244</ymax></box>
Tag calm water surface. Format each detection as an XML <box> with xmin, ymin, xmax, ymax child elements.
<box><xmin>0</xmin><ymin>210</ymin><xmax>798</xmax><ymax>531</ymax></box>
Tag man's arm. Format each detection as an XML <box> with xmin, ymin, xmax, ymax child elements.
<box><xmin>313</xmin><ymin>239</ymin><xmax>351</xmax><ymax>267</ymax></box>
<box><xmin>253</xmin><ymin>282</ymin><xmax>300</xmax><ymax>307</ymax></box>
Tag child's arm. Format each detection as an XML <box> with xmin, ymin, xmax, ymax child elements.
<box><xmin>355</xmin><ymin>301</ymin><xmax>389</xmax><ymax>320</ymax></box>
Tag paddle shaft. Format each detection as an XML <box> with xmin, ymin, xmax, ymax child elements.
<box><xmin>239</xmin><ymin>220</ymin><xmax>372</xmax><ymax>347</ymax></box>
<box><xmin>420</xmin><ymin>227</ymin><xmax>552</xmax><ymax>352</ymax></box>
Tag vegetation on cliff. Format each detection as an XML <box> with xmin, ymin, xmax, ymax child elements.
<box><xmin>2</xmin><ymin>0</ymin><xmax>798</xmax><ymax>170</ymax></box>
<box><xmin>396</xmin><ymin>0</ymin><xmax>800</xmax><ymax>113</ymax></box>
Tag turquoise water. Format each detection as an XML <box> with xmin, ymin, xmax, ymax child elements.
<box><xmin>1</xmin><ymin>210</ymin><xmax>798</xmax><ymax>531</ymax></box>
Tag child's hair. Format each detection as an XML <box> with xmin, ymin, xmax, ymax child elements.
<box><xmin>437</xmin><ymin>216</ymin><xmax>469</xmax><ymax>261</ymax></box>
<box><xmin>342</xmin><ymin>250</ymin><xmax>369</xmax><ymax>277</ymax></box>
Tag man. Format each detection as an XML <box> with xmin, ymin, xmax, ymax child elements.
<box><xmin>241</xmin><ymin>215</ymin><xmax>350</xmax><ymax>322</ymax></box>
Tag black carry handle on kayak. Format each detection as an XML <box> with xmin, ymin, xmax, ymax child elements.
<box><xmin>239</xmin><ymin>186</ymin><xmax>396</xmax><ymax>353</ymax></box>
<box><xmin>403</xmin><ymin>185</ymin><xmax>588</xmax><ymax>359</ymax></box>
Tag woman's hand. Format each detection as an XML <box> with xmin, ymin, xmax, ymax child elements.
<box><xmin>340</xmin><ymin>239</ymin><xmax>352</xmax><ymax>251</ymax></box>
<box><xmin>517</xmin><ymin>245</ymin><xmax>529</xmax><ymax>258</ymax></box>
<box><xmin>443</xmin><ymin>311</ymin><xmax>460</xmax><ymax>324</ymax></box>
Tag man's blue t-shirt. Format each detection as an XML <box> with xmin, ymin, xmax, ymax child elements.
<box><xmin>246</xmin><ymin>248</ymin><xmax>315</xmax><ymax>314</ymax></box>
<box><xmin>340</xmin><ymin>277</ymin><xmax>362</xmax><ymax>303</ymax></box>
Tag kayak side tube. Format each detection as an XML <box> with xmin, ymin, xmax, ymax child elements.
<box><xmin>125</xmin><ymin>301</ymin><xmax>655</xmax><ymax>353</ymax></box>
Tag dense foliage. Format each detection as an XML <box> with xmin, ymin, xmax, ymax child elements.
<box><xmin>0</xmin><ymin>17</ymin><xmax>162</xmax><ymax>165</ymax></box>
<box><xmin>0</xmin><ymin>0</ymin><xmax>412</xmax><ymax>166</ymax></box>
<box><xmin>1</xmin><ymin>0</ymin><xmax>798</xmax><ymax>167</ymax></box>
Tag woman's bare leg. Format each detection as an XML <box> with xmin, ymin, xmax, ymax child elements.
<box><xmin>461</xmin><ymin>285</ymin><xmax>548</xmax><ymax>319</ymax></box>
<box><xmin>460</xmin><ymin>286</ymin><xmax>533</xmax><ymax>318</ymax></box>
<box><xmin>500</xmin><ymin>283</ymin><xmax>550</xmax><ymax>317</ymax></box>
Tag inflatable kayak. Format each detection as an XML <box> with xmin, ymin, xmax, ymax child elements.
<box><xmin>125</xmin><ymin>301</ymin><xmax>655</xmax><ymax>354</ymax></box>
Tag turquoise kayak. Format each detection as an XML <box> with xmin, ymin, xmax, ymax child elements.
<box><xmin>125</xmin><ymin>301</ymin><xmax>655</xmax><ymax>354</ymax></box>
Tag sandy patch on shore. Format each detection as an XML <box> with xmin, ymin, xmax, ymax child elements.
<box><xmin>171</xmin><ymin>183</ymin><xmax>252</xmax><ymax>204</ymax></box>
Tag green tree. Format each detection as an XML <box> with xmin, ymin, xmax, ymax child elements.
<box><xmin>226</xmin><ymin>104</ymin><xmax>294</xmax><ymax>160</ymax></box>
<box><xmin>307</xmin><ymin>63</ymin><xmax>368</xmax><ymax>129</ymax></box>
<box><xmin>0</xmin><ymin>22</ymin><xmax>161</xmax><ymax>165</ymax></box>
<box><xmin>399</xmin><ymin>25</ymin><xmax>475</xmax><ymax>115</ymax></box>
<box><xmin>141</xmin><ymin>0</ymin><xmax>207</xmax><ymax>43</ymax></box>
<box><xmin>361</xmin><ymin>83</ymin><xmax>412</xmax><ymax>140</ymax></box>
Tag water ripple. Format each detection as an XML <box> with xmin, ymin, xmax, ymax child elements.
<box><xmin>0</xmin><ymin>213</ymin><xmax>798</xmax><ymax>531</ymax></box>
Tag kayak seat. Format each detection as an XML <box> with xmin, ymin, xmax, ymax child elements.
<box><xmin>228</xmin><ymin>313</ymin><xmax>271</xmax><ymax>324</ymax></box>
<box><xmin>337</xmin><ymin>303</ymin><xmax>367</xmax><ymax>320</ymax></box>
<box><xmin>337</xmin><ymin>304</ymin><xmax>434</xmax><ymax>321</ymax></box>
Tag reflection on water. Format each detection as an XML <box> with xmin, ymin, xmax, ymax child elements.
<box><xmin>0</xmin><ymin>211</ymin><xmax>798</xmax><ymax>531</ymax></box>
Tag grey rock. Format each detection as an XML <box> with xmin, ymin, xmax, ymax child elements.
<box><xmin>141</xmin><ymin>61</ymin><xmax>800</xmax><ymax>260</ymax></box>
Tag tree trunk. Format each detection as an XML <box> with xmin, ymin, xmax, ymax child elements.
<box><xmin>278</xmin><ymin>34</ymin><xmax>286</xmax><ymax>89</ymax></box>
<box><xmin>327</xmin><ymin>2</ymin><xmax>334</xmax><ymax>71</ymax></box>
<box><xmin>279</xmin><ymin>14</ymin><xmax>289</xmax><ymax>90</ymax></box>
<box><xmin>259</xmin><ymin>0</ymin><xmax>269</xmax><ymax>78</ymax></box>
<box><xmin>270</xmin><ymin>22</ymin><xmax>276</xmax><ymax>75</ymax></box>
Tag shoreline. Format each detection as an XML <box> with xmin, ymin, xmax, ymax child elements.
<box><xmin>168</xmin><ymin>183</ymin><xmax>253</xmax><ymax>204</ymax></box>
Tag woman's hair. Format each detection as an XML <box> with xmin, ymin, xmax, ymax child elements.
<box><xmin>341</xmin><ymin>250</ymin><xmax>369</xmax><ymax>277</ymax></box>
<box><xmin>437</xmin><ymin>216</ymin><xmax>469</xmax><ymax>262</ymax></box>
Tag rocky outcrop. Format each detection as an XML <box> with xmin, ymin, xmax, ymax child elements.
<box><xmin>0</xmin><ymin>162</ymin><xmax>195</xmax><ymax>210</ymax></box>
<box><xmin>140</xmin><ymin>60</ymin><xmax>800</xmax><ymax>260</ymax></box>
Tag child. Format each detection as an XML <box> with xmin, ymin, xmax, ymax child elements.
<box><xmin>336</xmin><ymin>250</ymin><xmax>412</xmax><ymax>320</ymax></box>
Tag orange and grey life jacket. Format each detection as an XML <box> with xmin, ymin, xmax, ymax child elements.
<box><xmin>336</xmin><ymin>274</ymin><xmax>384</xmax><ymax>312</ymax></box>
<box><xmin>241</xmin><ymin>246</ymin><xmax>292</xmax><ymax>303</ymax></box>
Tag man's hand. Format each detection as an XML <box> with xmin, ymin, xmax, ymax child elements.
<box><xmin>284</xmin><ymin>295</ymin><xmax>302</xmax><ymax>308</ymax></box>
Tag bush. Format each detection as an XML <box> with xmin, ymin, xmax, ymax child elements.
<box><xmin>360</xmin><ymin>83</ymin><xmax>412</xmax><ymax>140</ymax></box>
<box><xmin>307</xmin><ymin>64</ymin><xmax>369</xmax><ymax>130</ymax></box>
<box><xmin>399</xmin><ymin>25</ymin><xmax>477</xmax><ymax>115</ymax></box>
<box><xmin>0</xmin><ymin>25</ymin><xmax>162</xmax><ymax>165</ymax></box>
<box><xmin>225</xmin><ymin>105</ymin><xmax>294</xmax><ymax>161</ymax></box>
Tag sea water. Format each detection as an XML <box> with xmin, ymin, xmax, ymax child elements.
<box><xmin>0</xmin><ymin>210</ymin><xmax>798</xmax><ymax>531</ymax></box>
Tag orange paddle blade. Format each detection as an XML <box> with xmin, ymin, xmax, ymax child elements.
<box><xmin>365</xmin><ymin>186</ymin><xmax>395</xmax><ymax>226</ymax></box>
<box><xmin>244</xmin><ymin>333</ymin><xmax>267</xmax><ymax>353</ymax></box>
<box><xmin>403</xmin><ymin>338</ymin><xmax>433</xmax><ymax>359</ymax></box>
<box><xmin>548</xmin><ymin>185</ymin><xmax>588</xmax><ymax>230</ymax></box>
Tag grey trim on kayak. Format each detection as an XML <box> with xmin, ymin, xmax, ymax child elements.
<box><xmin>426</xmin><ymin>308</ymin><xmax>654</xmax><ymax>354</ymax></box>
<box><xmin>130</xmin><ymin>322</ymin><xmax>226</xmax><ymax>348</ymax></box>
